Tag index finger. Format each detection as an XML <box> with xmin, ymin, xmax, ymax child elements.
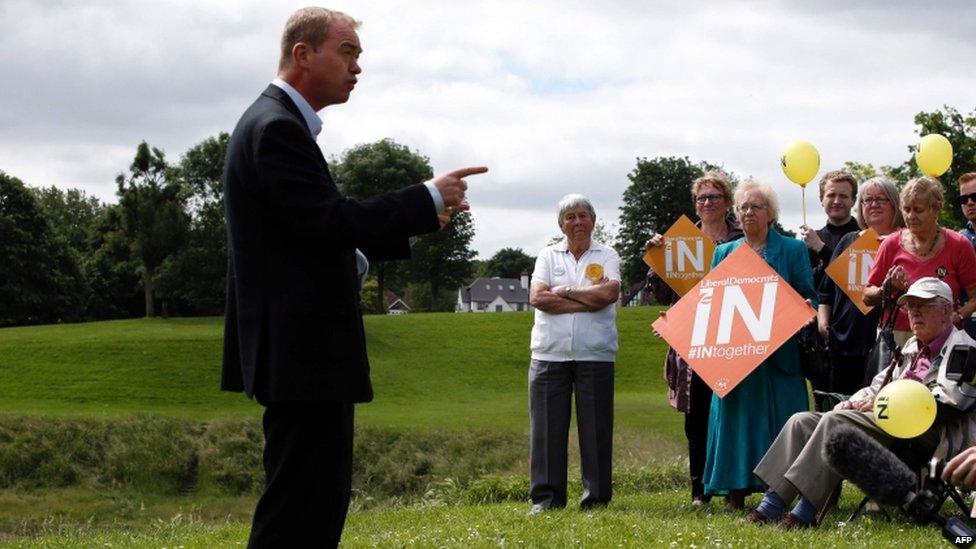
<box><xmin>447</xmin><ymin>166</ymin><xmax>489</xmax><ymax>178</ymax></box>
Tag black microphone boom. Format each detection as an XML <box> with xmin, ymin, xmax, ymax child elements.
<box><xmin>823</xmin><ymin>425</ymin><xmax>916</xmax><ymax>506</ymax></box>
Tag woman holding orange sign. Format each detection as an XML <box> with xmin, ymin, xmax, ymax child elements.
<box><xmin>817</xmin><ymin>178</ymin><xmax>904</xmax><ymax>399</ymax></box>
<box><xmin>700</xmin><ymin>180</ymin><xmax>817</xmax><ymax>509</ymax></box>
<box><xmin>645</xmin><ymin>170</ymin><xmax>742</xmax><ymax>506</ymax></box>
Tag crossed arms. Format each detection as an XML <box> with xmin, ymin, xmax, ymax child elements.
<box><xmin>529</xmin><ymin>279</ymin><xmax>620</xmax><ymax>314</ymax></box>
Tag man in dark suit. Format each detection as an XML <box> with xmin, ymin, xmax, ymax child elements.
<box><xmin>221</xmin><ymin>7</ymin><xmax>486</xmax><ymax>547</ymax></box>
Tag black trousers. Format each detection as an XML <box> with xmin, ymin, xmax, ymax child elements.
<box><xmin>686</xmin><ymin>372</ymin><xmax>712</xmax><ymax>501</ymax></box>
<box><xmin>529</xmin><ymin>359</ymin><xmax>614</xmax><ymax>509</ymax></box>
<box><xmin>248</xmin><ymin>402</ymin><xmax>355</xmax><ymax>549</ymax></box>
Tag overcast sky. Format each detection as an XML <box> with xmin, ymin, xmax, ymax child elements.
<box><xmin>2</xmin><ymin>0</ymin><xmax>974</xmax><ymax>258</ymax></box>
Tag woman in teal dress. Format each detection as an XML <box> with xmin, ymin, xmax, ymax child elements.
<box><xmin>702</xmin><ymin>180</ymin><xmax>816</xmax><ymax>508</ymax></box>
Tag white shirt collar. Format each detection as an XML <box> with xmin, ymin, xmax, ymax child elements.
<box><xmin>271</xmin><ymin>78</ymin><xmax>323</xmax><ymax>138</ymax></box>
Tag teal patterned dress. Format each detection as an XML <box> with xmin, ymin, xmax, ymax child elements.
<box><xmin>702</xmin><ymin>229</ymin><xmax>816</xmax><ymax>495</ymax></box>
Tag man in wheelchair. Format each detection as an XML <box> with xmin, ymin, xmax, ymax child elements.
<box><xmin>745</xmin><ymin>277</ymin><xmax>976</xmax><ymax>529</ymax></box>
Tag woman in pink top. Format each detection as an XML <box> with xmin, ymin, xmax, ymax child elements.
<box><xmin>864</xmin><ymin>176</ymin><xmax>976</xmax><ymax>344</ymax></box>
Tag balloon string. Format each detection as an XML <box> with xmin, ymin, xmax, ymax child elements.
<box><xmin>802</xmin><ymin>186</ymin><xmax>807</xmax><ymax>227</ymax></box>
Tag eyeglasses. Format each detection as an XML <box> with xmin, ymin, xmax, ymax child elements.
<box><xmin>958</xmin><ymin>192</ymin><xmax>976</xmax><ymax>205</ymax></box>
<box><xmin>695</xmin><ymin>194</ymin><xmax>725</xmax><ymax>204</ymax></box>
<box><xmin>736</xmin><ymin>203</ymin><xmax>766</xmax><ymax>213</ymax></box>
<box><xmin>899</xmin><ymin>301</ymin><xmax>944</xmax><ymax>314</ymax></box>
<box><xmin>861</xmin><ymin>197</ymin><xmax>890</xmax><ymax>206</ymax></box>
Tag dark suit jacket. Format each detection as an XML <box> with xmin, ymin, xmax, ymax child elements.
<box><xmin>221</xmin><ymin>85</ymin><xmax>439</xmax><ymax>403</ymax></box>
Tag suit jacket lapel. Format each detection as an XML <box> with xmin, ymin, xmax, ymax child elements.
<box><xmin>261</xmin><ymin>84</ymin><xmax>330</xmax><ymax>170</ymax></box>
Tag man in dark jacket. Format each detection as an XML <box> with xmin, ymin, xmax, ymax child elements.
<box><xmin>221</xmin><ymin>8</ymin><xmax>486</xmax><ymax>547</ymax></box>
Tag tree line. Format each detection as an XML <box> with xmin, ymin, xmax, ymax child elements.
<box><xmin>614</xmin><ymin>105</ymin><xmax>976</xmax><ymax>287</ymax></box>
<box><xmin>0</xmin><ymin>136</ymin><xmax>539</xmax><ymax>327</ymax></box>
<box><xmin>2</xmin><ymin>105</ymin><xmax>970</xmax><ymax>326</ymax></box>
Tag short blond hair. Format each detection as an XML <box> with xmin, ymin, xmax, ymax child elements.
<box><xmin>278</xmin><ymin>7</ymin><xmax>359</xmax><ymax>71</ymax></box>
<box><xmin>690</xmin><ymin>170</ymin><xmax>734</xmax><ymax>205</ymax></box>
<box><xmin>734</xmin><ymin>179</ymin><xmax>779</xmax><ymax>224</ymax></box>
<box><xmin>901</xmin><ymin>176</ymin><xmax>943</xmax><ymax>211</ymax></box>
<box><xmin>818</xmin><ymin>170</ymin><xmax>857</xmax><ymax>200</ymax></box>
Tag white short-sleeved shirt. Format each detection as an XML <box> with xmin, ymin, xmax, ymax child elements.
<box><xmin>530</xmin><ymin>238</ymin><xmax>620</xmax><ymax>362</ymax></box>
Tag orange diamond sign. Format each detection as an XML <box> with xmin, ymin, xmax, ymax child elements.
<box><xmin>643</xmin><ymin>215</ymin><xmax>717</xmax><ymax>296</ymax></box>
<box><xmin>652</xmin><ymin>245</ymin><xmax>815</xmax><ymax>397</ymax></box>
<box><xmin>824</xmin><ymin>228</ymin><xmax>881</xmax><ymax>315</ymax></box>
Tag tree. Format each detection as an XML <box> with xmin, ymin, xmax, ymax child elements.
<box><xmin>156</xmin><ymin>133</ymin><xmax>229</xmax><ymax>315</ymax></box>
<box><xmin>333</xmin><ymin>139</ymin><xmax>433</xmax><ymax>311</ymax></box>
<box><xmin>116</xmin><ymin>142</ymin><xmax>189</xmax><ymax>317</ymax></box>
<box><xmin>910</xmin><ymin>106</ymin><xmax>976</xmax><ymax>227</ymax></box>
<box><xmin>407</xmin><ymin>211</ymin><xmax>476</xmax><ymax>311</ymax></box>
<box><xmin>82</xmin><ymin>204</ymin><xmax>143</xmax><ymax>319</ymax></box>
<box><xmin>0</xmin><ymin>171</ymin><xmax>87</xmax><ymax>326</ymax></box>
<box><xmin>29</xmin><ymin>186</ymin><xmax>104</xmax><ymax>254</ymax></box>
<box><xmin>616</xmin><ymin>157</ymin><xmax>711</xmax><ymax>285</ymax></box>
<box><xmin>480</xmin><ymin>247</ymin><xmax>535</xmax><ymax>279</ymax></box>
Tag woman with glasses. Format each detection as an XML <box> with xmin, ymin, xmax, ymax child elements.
<box><xmin>700</xmin><ymin>180</ymin><xmax>816</xmax><ymax>510</ymax></box>
<box><xmin>817</xmin><ymin>178</ymin><xmax>905</xmax><ymax>397</ymax></box>
<box><xmin>864</xmin><ymin>176</ymin><xmax>976</xmax><ymax>346</ymax></box>
<box><xmin>645</xmin><ymin>171</ymin><xmax>742</xmax><ymax>506</ymax></box>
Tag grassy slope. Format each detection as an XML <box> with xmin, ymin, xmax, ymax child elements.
<box><xmin>0</xmin><ymin>310</ymin><xmax>959</xmax><ymax>546</ymax></box>
<box><xmin>0</xmin><ymin>308</ymin><xmax>678</xmax><ymax>439</ymax></box>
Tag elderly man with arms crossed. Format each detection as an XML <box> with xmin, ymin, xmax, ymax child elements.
<box><xmin>747</xmin><ymin>277</ymin><xmax>976</xmax><ymax>529</ymax></box>
<box><xmin>527</xmin><ymin>194</ymin><xmax>620</xmax><ymax>515</ymax></box>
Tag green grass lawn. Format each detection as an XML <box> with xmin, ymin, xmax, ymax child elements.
<box><xmin>1</xmin><ymin>308</ymin><xmax>960</xmax><ymax>547</ymax></box>
<box><xmin>2</xmin><ymin>489</ymin><xmax>944</xmax><ymax>548</ymax></box>
<box><xmin>0</xmin><ymin>308</ymin><xmax>674</xmax><ymax>435</ymax></box>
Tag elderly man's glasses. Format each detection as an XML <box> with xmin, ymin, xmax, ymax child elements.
<box><xmin>958</xmin><ymin>192</ymin><xmax>976</xmax><ymax>205</ymax></box>
<box><xmin>736</xmin><ymin>203</ymin><xmax>766</xmax><ymax>213</ymax></box>
<box><xmin>900</xmin><ymin>301</ymin><xmax>943</xmax><ymax>314</ymax></box>
<box><xmin>696</xmin><ymin>194</ymin><xmax>724</xmax><ymax>204</ymax></box>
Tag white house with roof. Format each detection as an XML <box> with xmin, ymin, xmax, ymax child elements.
<box><xmin>456</xmin><ymin>272</ymin><xmax>531</xmax><ymax>312</ymax></box>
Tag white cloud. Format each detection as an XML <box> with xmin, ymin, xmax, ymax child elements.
<box><xmin>1</xmin><ymin>0</ymin><xmax>974</xmax><ymax>258</ymax></box>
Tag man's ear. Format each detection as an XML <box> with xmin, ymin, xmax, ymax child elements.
<box><xmin>292</xmin><ymin>42</ymin><xmax>311</xmax><ymax>68</ymax></box>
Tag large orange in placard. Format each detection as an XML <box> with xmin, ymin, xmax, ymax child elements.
<box><xmin>824</xmin><ymin>228</ymin><xmax>880</xmax><ymax>315</ymax></box>
<box><xmin>652</xmin><ymin>245</ymin><xmax>815</xmax><ymax>397</ymax></box>
<box><xmin>643</xmin><ymin>215</ymin><xmax>717</xmax><ymax>296</ymax></box>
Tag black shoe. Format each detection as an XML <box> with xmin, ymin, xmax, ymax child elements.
<box><xmin>580</xmin><ymin>500</ymin><xmax>609</xmax><ymax>511</ymax></box>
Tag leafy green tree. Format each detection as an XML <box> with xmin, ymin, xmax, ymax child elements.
<box><xmin>359</xmin><ymin>277</ymin><xmax>382</xmax><ymax>314</ymax></box>
<box><xmin>0</xmin><ymin>171</ymin><xmax>87</xmax><ymax>326</ymax></box>
<box><xmin>616</xmin><ymin>157</ymin><xmax>712</xmax><ymax>285</ymax></box>
<box><xmin>156</xmin><ymin>134</ymin><xmax>229</xmax><ymax>315</ymax></box>
<box><xmin>910</xmin><ymin>106</ymin><xmax>976</xmax><ymax>227</ymax></box>
<box><xmin>407</xmin><ymin>211</ymin><xmax>476</xmax><ymax>311</ymax></box>
<box><xmin>403</xmin><ymin>282</ymin><xmax>456</xmax><ymax>313</ymax></box>
<box><xmin>29</xmin><ymin>186</ymin><xmax>104</xmax><ymax>253</ymax></box>
<box><xmin>116</xmin><ymin>142</ymin><xmax>189</xmax><ymax>317</ymax></box>
<box><xmin>480</xmin><ymin>247</ymin><xmax>535</xmax><ymax>279</ymax></box>
<box><xmin>82</xmin><ymin>205</ymin><xmax>143</xmax><ymax>319</ymax></box>
<box><xmin>333</xmin><ymin>139</ymin><xmax>433</xmax><ymax>311</ymax></box>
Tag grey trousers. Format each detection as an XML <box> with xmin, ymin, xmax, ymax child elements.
<box><xmin>529</xmin><ymin>359</ymin><xmax>614</xmax><ymax>509</ymax></box>
<box><xmin>753</xmin><ymin>409</ymin><xmax>939</xmax><ymax>509</ymax></box>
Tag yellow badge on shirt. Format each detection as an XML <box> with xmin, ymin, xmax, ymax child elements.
<box><xmin>585</xmin><ymin>263</ymin><xmax>604</xmax><ymax>284</ymax></box>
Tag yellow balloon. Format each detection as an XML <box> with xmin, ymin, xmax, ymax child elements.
<box><xmin>780</xmin><ymin>140</ymin><xmax>820</xmax><ymax>187</ymax></box>
<box><xmin>873</xmin><ymin>379</ymin><xmax>937</xmax><ymax>439</ymax></box>
<box><xmin>915</xmin><ymin>134</ymin><xmax>953</xmax><ymax>177</ymax></box>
